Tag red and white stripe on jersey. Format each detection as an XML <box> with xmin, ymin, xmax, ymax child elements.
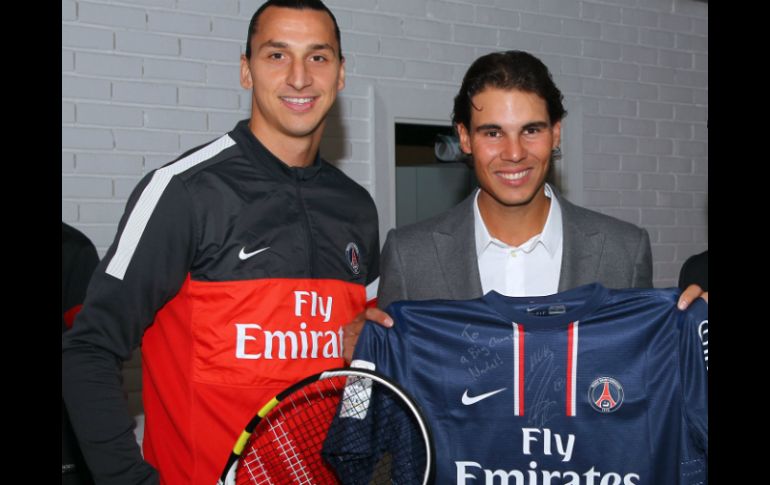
<box><xmin>512</xmin><ymin>321</ymin><xmax>580</xmax><ymax>417</ymax></box>
<box><xmin>512</xmin><ymin>323</ymin><xmax>525</xmax><ymax>416</ymax></box>
<box><xmin>106</xmin><ymin>134</ymin><xmax>236</xmax><ymax>280</ymax></box>
<box><xmin>566</xmin><ymin>321</ymin><xmax>579</xmax><ymax>417</ymax></box>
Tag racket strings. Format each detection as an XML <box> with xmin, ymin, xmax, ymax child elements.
<box><xmin>238</xmin><ymin>379</ymin><xmax>344</xmax><ymax>485</ymax></box>
<box><xmin>241</xmin><ymin>452</ymin><xmax>272</xmax><ymax>485</ymax></box>
<box><xmin>268</xmin><ymin>418</ymin><xmax>311</xmax><ymax>484</ymax></box>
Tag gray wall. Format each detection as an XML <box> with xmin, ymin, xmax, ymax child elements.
<box><xmin>62</xmin><ymin>0</ymin><xmax>708</xmax><ymax>288</ymax></box>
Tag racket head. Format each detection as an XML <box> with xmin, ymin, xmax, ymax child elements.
<box><xmin>217</xmin><ymin>368</ymin><xmax>433</xmax><ymax>485</ymax></box>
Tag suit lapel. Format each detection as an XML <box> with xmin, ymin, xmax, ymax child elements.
<box><xmin>432</xmin><ymin>193</ymin><xmax>483</xmax><ymax>300</ymax></box>
<box><xmin>558</xmin><ymin>196</ymin><xmax>604</xmax><ymax>292</ymax></box>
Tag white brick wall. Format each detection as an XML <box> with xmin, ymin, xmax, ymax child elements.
<box><xmin>63</xmin><ymin>0</ymin><xmax>707</xmax><ymax>288</ymax></box>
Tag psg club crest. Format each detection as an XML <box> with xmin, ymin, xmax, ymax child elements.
<box><xmin>345</xmin><ymin>242</ymin><xmax>361</xmax><ymax>275</ymax></box>
<box><xmin>588</xmin><ymin>377</ymin><xmax>624</xmax><ymax>413</ymax></box>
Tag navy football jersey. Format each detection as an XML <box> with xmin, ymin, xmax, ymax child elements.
<box><xmin>335</xmin><ymin>283</ymin><xmax>708</xmax><ymax>484</ymax></box>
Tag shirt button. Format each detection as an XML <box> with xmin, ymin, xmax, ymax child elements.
<box><xmin>510</xmin><ymin>251</ymin><xmax>517</xmax><ymax>258</ymax></box>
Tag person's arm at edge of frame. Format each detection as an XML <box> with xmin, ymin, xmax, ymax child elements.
<box><xmin>62</xmin><ymin>224</ymin><xmax>100</xmax><ymax>481</ymax></box>
<box><xmin>62</xmin><ymin>226</ymin><xmax>100</xmax><ymax>320</ymax></box>
<box><xmin>630</xmin><ymin>225</ymin><xmax>707</xmax><ymax>309</ymax></box>
<box><xmin>678</xmin><ymin>252</ymin><xmax>708</xmax><ymax>310</ymax></box>
<box><xmin>62</xmin><ymin>175</ymin><xmax>196</xmax><ymax>484</ymax></box>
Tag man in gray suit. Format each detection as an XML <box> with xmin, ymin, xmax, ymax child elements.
<box><xmin>342</xmin><ymin>50</ymin><xmax>705</xmax><ymax>354</ymax></box>
<box><xmin>379</xmin><ymin>50</ymin><xmax>653</xmax><ymax>309</ymax></box>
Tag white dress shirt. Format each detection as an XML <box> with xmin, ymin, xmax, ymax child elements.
<box><xmin>474</xmin><ymin>183</ymin><xmax>563</xmax><ymax>297</ymax></box>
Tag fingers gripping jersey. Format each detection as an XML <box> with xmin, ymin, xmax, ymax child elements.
<box><xmin>62</xmin><ymin>120</ymin><xmax>380</xmax><ymax>484</ymax></box>
<box><xmin>345</xmin><ymin>283</ymin><xmax>708</xmax><ymax>485</ymax></box>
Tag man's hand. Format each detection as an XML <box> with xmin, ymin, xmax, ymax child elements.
<box><xmin>678</xmin><ymin>284</ymin><xmax>708</xmax><ymax>310</ymax></box>
<box><xmin>342</xmin><ymin>307</ymin><xmax>393</xmax><ymax>363</ymax></box>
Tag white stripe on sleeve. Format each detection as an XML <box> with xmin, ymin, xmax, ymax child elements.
<box><xmin>106</xmin><ymin>135</ymin><xmax>236</xmax><ymax>280</ymax></box>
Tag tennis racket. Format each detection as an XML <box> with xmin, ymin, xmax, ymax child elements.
<box><xmin>216</xmin><ymin>367</ymin><xmax>434</xmax><ymax>485</ymax></box>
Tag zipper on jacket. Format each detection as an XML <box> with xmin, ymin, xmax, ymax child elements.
<box><xmin>294</xmin><ymin>172</ymin><xmax>315</xmax><ymax>276</ymax></box>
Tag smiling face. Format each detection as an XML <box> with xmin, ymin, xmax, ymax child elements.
<box><xmin>457</xmin><ymin>87</ymin><xmax>561</xmax><ymax>215</ymax></box>
<box><xmin>240</xmin><ymin>6</ymin><xmax>345</xmax><ymax>160</ymax></box>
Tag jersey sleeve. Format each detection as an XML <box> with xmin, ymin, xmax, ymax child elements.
<box><xmin>324</xmin><ymin>316</ymin><xmax>422</xmax><ymax>483</ymax></box>
<box><xmin>351</xmin><ymin>313</ymin><xmax>411</xmax><ymax>383</ymax></box>
<box><xmin>62</xmin><ymin>172</ymin><xmax>197</xmax><ymax>484</ymax></box>
<box><xmin>679</xmin><ymin>298</ymin><xmax>708</xmax><ymax>457</ymax></box>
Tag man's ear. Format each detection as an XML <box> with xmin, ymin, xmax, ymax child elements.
<box><xmin>456</xmin><ymin>123</ymin><xmax>472</xmax><ymax>155</ymax></box>
<box><xmin>552</xmin><ymin>120</ymin><xmax>562</xmax><ymax>150</ymax></box>
<box><xmin>337</xmin><ymin>56</ymin><xmax>346</xmax><ymax>92</ymax></box>
<box><xmin>240</xmin><ymin>55</ymin><xmax>253</xmax><ymax>90</ymax></box>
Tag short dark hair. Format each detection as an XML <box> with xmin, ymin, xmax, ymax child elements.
<box><xmin>245</xmin><ymin>0</ymin><xmax>342</xmax><ymax>60</ymax></box>
<box><xmin>452</xmin><ymin>50</ymin><xmax>566</xmax><ymax>129</ymax></box>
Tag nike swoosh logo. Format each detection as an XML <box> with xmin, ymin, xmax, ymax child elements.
<box><xmin>462</xmin><ymin>387</ymin><xmax>507</xmax><ymax>406</ymax></box>
<box><xmin>238</xmin><ymin>246</ymin><xmax>270</xmax><ymax>260</ymax></box>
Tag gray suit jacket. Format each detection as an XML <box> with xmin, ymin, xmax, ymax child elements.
<box><xmin>378</xmin><ymin>190</ymin><xmax>652</xmax><ymax>308</ymax></box>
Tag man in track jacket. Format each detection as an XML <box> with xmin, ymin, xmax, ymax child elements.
<box><xmin>62</xmin><ymin>1</ymin><xmax>382</xmax><ymax>483</ymax></box>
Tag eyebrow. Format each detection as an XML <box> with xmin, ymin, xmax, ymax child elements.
<box><xmin>258</xmin><ymin>40</ymin><xmax>337</xmax><ymax>55</ymax></box>
<box><xmin>522</xmin><ymin>121</ymin><xmax>550</xmax><ymax>131</ymax></box>
<box><xmin>309</xmin><ymin>43</ymin><xmax>336</xmax><ymax>54</ymax></box>
<box><xmin>475</xmin><ymin>121</ymin><xmax>550</xmax><ymax>132</ymax></box>
<box><xmin>475</xmin><ymin>123</ymin><xmax>502</xmax><ymax>132</ymax></box>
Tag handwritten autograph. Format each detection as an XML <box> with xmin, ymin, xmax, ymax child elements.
<box><xmin>526</xmin><ymin>345</ymin><xmax>560</xmax><ymax>426</ymax></box>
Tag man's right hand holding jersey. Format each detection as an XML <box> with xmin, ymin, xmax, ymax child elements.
<box><xmin>342</xmin><ymin>308</ymin><xmax>392</xmax><ymax>363</ymax></box>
